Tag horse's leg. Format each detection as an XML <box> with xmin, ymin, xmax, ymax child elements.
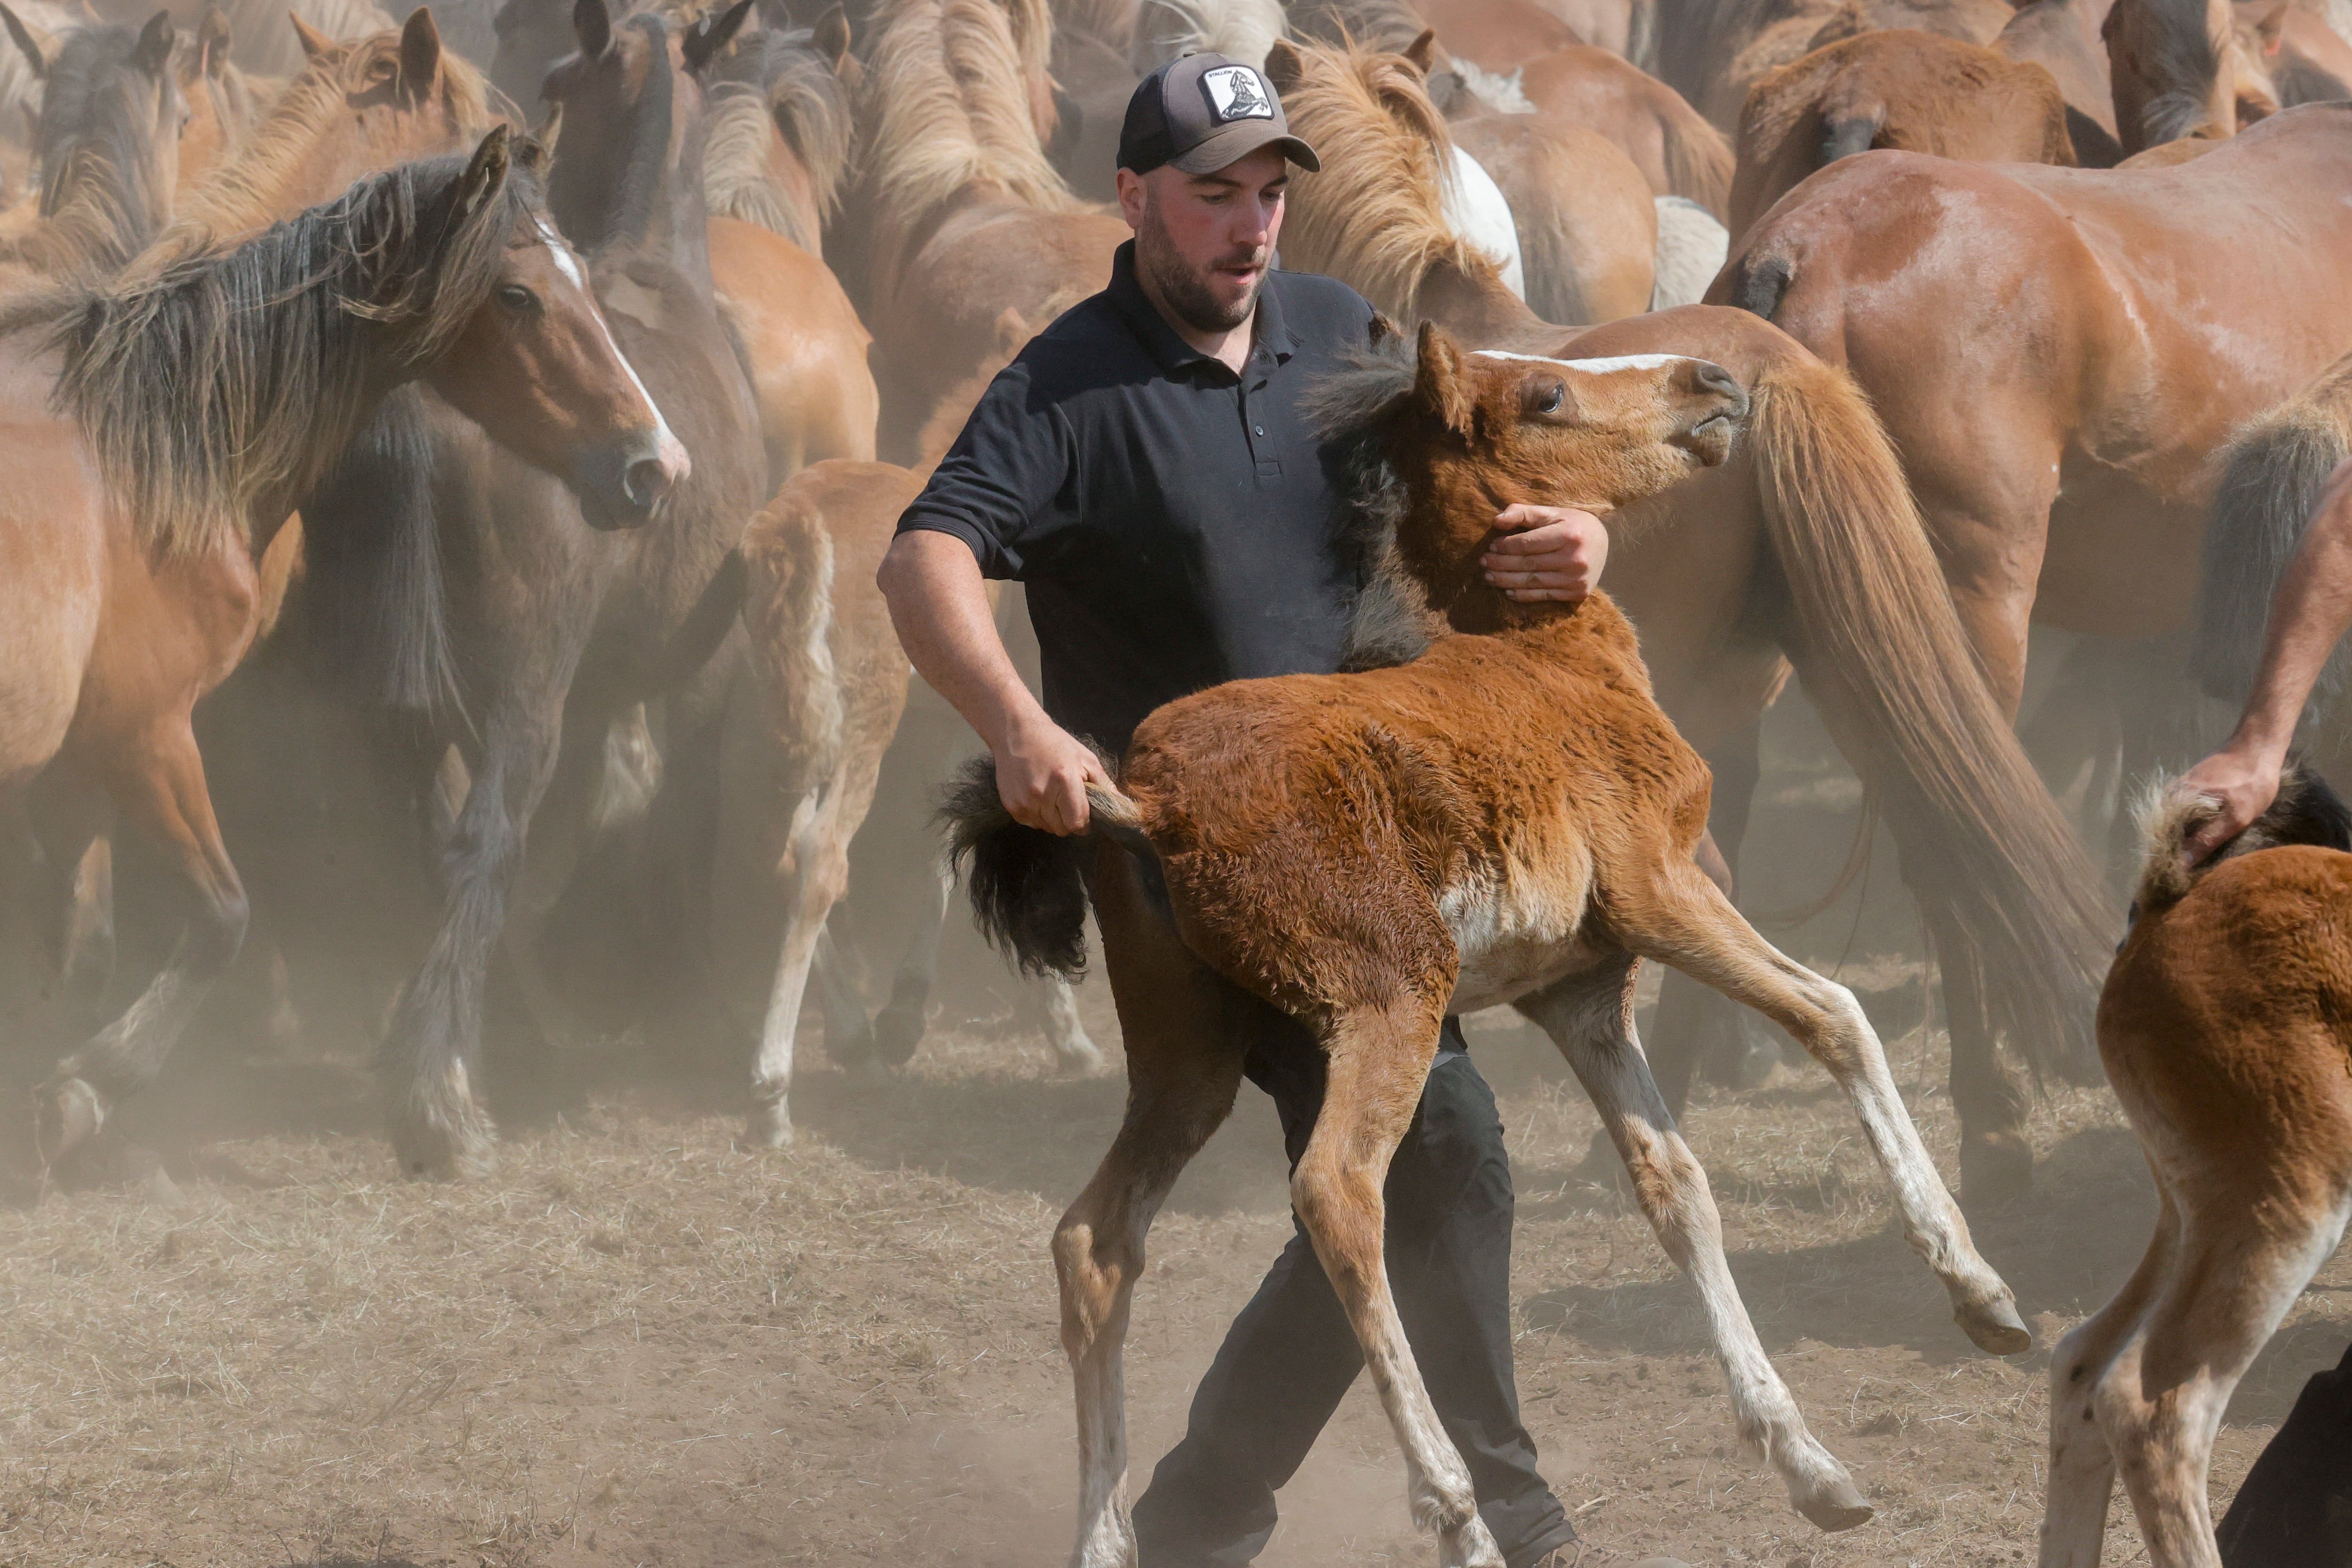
<box><xmin>1938</xmin><ymin>929</ymin><xmax>2034</xmax><ymax>1210</ymax></box>
<box><xmin>25</xmin><ymin>769</ymin><xmax>117</xmax><ymax>1018</ymax></box>
<box><xmin>1519</xmin><ymin>955</ymin><xmax>1872</xmax><ymax>1531</ymax></box>
<box><xmin>811</xmin><ymin>918</ymin><xmax>878</xmax><ymax>1065</ymax></box>
<box><xmin>2107</xmin><ymin>1189</ymin><xmax>2350</xmax><ymax>1567</ymax></box>
<box><xmin>1060</xmin><ymin>845</ymin><xmax>1246</xmax><ymax>1568</ymax></box>
<box><xmin>1620</xmin><ymin>860</ymin><xmax>2029</xmax><ymax>1353</ymax></box>
<box><xmin>2039</xmin><ymin>1178</ymin><xmax>2181</xmax><ymax>1568</ymax></box>
<box><xmin>1019</xmin><ymin>976</ymin><xmax>1105</xmax><ymax>1073</ymax></box>
<box><xmin>37</xmin><ymin>712</ymin><xmax>248</xmax><ymax>1165</ymax></box>
<box><xmin>872</xmin><ymin>850</ymin><xmax>953</xmax><ymax>1067</ymax></box>
<box><xmin>1293</xmin><ymin>996</ymin><xmax>1501</xmax><ymax>1568</ymax></box>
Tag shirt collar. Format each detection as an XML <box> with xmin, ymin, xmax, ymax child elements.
<box><xmin>1105</xmin><ymin>240</ymin><xmax>1300</xmax><ymax>381</ymax></box>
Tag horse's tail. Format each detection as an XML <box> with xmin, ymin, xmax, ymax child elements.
<box><xmin>1650</xmin><ymin>194</ymin><xmax>1729</xmax><ymax>310</ymax></box>
<box><xmin>2130</xmin><ymin>764</ymin><xmax>2352</xmax><ymax>917</ymax></box>
<box><xmin>2191</xmin><ymin>354</ymin><xmax>2352</xmax><ymax>715</ymax></box>
<box><xmin>940</xmin><ymin>752</ymin><xmax>1152</xmax><ymax>980</ymax></box>
<box><xmin>1750</xmin><ymin>354</ymin><xmax>2113</xmax><ymax>1078</ymax></box>
<box><xmin>741</xmin><ymin>487</ymin><xmax>844</xmax><ymax>822</ymax></box>
<box><xmin>1725</xmin><ymin>248</ymin><xmax>1795</xmax><ymax>321</ymax></box>
<box><xmin>1661</xmin><ymin>97</ymin><xmax>1735</xmax><ymax>220</ymax></box>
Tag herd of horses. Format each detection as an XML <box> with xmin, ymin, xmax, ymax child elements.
<box><xmin>0</xmin><ymin>0</ymin><xmax>2348</xmax><ymax>1556</ymax></box>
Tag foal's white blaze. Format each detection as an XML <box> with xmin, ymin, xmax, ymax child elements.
<box><xmin>1472</xmin><ymin>349</ymin><xmax>1691</xmax><ymax>373</ymax></box>
<box><xmin>538</xmin><ymin>224</ymin><xmax>685</xmax><ymax>465</ymax></box>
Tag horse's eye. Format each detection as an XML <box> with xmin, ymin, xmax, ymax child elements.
<box><xmin>1534</xmin><ymin>381</ymin><xmax>1566</xmax><ymax>415</ymax></box>
<box><xmin>498</xmin><ymin>284</ymin><xmax>538</xmax><ymax>311</ymax></box>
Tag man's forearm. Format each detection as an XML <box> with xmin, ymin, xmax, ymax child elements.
<box><xmin>2226</xmin><ymin>462</ymin><xmax>2352</xmax><ymax>761</ymax></box>
<box><xmin>876</xmin><ymin>530</ymin><xmax>1049</xmax><ymax>751</ymax></box>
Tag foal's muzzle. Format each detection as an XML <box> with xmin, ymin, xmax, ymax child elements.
<box><xmin>1673</xmin><ymin>359</ymin><xmax>1749</xmax><ymax>463</ymax></box>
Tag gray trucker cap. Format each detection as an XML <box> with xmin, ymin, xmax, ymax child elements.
<box><xmin>1116</xmin><ymin>52</ymin><xmax>1321</xmax><ymax>175</ymax></box>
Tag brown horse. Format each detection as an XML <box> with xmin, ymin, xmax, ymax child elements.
<box><xmin>949</xmin><ymin>331</ymin><xmax>2031</xmax><ymax>1558</ymax></box>
<box><xmin>0</xmin><ymin>8</ymin><xmax>185</xmax><ymax>287</ymax></box>
<box><xmin>1995</xmin><ymin>0</ymin><xmax>2122</xmax><ymax>166</ymax></box>
<box><xmin>1510</xmin><ymin>44</ymin><xmax>1735</xmax><ymax>218</ymax></box>
<box><xmin>1716</xmin><ymin>103</ymin><xmax>2352</xmax><ymax>1193</ymax></box>
<box><xmin>2041</xmin><ymin>771</ymin><xmax>2352</xmax><ymax>1566</ymax></box>
<box><xmin>1729</xmin><ymin>29</ymin><xmax>2076</xmax><ymax>238</ymax></box>
<box><xmin>10</xmin><ymin>128</ymin><xmax>682</xmax><ymax>1170</ymax></box>
<box><xmin>173</xmin><ymin>5</ymin><xmax>273</xmax><ymax>191</ymax></box>
<box><xmin>841</xmin><ymin>0</ymin><xmax>1126</xmax><ymax>462</ymax></box>
<box><xmin>1656</xmin><ymin>0</ymin><xmax>2014</xmax><ymax>130</ymax></box>
<box><xmin>2103</xmin><ymin>0</ymin><xmax>2275</xmax><ymax>156</ymax></box>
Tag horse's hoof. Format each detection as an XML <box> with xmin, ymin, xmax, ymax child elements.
<box><xmin>1051</xmin><ymin>1033</ymin><xmax>1108</xmax><ymax>1075</ymax></box>
<box><xmin>1796</xmin><ymin>1478</ymin><xmax>1874</xmax><ymax>1532</ymax></box>
<box><xmin>386</xmin><ymin>1068</ymin><xmax>499</xmax><ymax>1182</ymax></box>
<box><xmin>826</xmin><ymin>1021</ymin><xmax>878</xmax><ymax>1070</ymax></box>
<box><xmin>872</xmin><ymin>1002</ymin><xmax>926</xmax><ymax>1067</ymax></box>
<box><xmin>36</xmin><ymin>1077</ymin><xmax>104</xmax><ymax>1168</ymax></box>
<box><xmin>743</xmin><ymin>1092</ymin><xmax>794</xmax><ymax>1149</ymax></box>
<box><xmin>1956</xmin><ymin>1292</ymin><xmax>2034</xmax><ymax>1356</ymax></box>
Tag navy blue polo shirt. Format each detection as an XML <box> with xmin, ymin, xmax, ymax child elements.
<box><xmin>896</xmin><ymin>240</ymin><xmax>1380</xmax><ymax>754</ymax></box>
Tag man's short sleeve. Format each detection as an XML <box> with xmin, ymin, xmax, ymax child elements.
<box><xmin>894</xmin><ymin>356</ymin><xmax>1077</xmax><ymax>581</ymax></box>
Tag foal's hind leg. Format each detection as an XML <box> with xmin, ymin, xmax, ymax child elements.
<box><xmin>1295</xmin><ymin>997</ymin><xmax>1502</xmax><ymax>1568</ymax></box>
<box><xmin>38</xmin><ymin>713</ymin><xmax>249</xmax><ymax>1166</ymax></box>
<box><xmin>1520</xmin><ymin>956</ymin><xmax>1872</xmax><ymax>1531</ymax></box>
<box><xmin>1059</xmin><ymin>847</ymin><xmax>1246</xmax><ymax>1568</ymax></box>
<box><xmin>1622</xmin><ymin>861</ymin><xmax>2029</xmax><ymax>1353</ymax></box>
<box><xmin>2039</xmin><ymin>1178</ymin><xmax>2180</xmax><ymax>1568</ymax></box>
<box><xmin>2104</xmin><ymin>1187</ymin><xmax>2351</xmax><ymax>1567</ymax></box>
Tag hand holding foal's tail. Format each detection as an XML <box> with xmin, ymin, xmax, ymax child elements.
<box><xmin>996</xmin><ymin>714</ymin><xmax>1111</xmax><ymax>836</ymax></box>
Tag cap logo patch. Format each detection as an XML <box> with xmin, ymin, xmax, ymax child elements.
<box><xmin>1200</xmin><ymin>64</ymin><xmax>1275</xmax><ymax>122</ymax></box>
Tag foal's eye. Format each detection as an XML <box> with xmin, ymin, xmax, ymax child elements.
<box><xmin>497</xmin><ymin>284</ymin><xmax>539</xmax><ymax>312</ymax></box>
<box><xmin>1533</xmin><ymin>381</ymin><xmax>1566</xmax><ymax>415</ymax></box>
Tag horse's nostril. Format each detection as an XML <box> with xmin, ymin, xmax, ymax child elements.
<box><xmin>625</xmin><ymin>455</ymin><xmax>674</xmax><ymax>509</ymax></box>
<box><xmin>1693</xmin><ymin>362</ymin><xmax>1742</xmax><ymax>401</ymax></box>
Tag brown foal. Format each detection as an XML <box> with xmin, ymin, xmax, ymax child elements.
<box><xmin>948</xmin><ymin>326</ymin><xmax>2025</xmax><ymax>1563</ymax></box>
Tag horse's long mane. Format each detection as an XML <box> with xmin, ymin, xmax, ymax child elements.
<box><xmin>1275</xmin><ymin>39</ymin><xmax>1502</xmax><ymax>324</ymax></box>
<box><xmin>5</xmin><ymin>150</ymin><xmax>534</xmax><ymax>557</ymax></box>
<box><xmin>858</xmin><ymin>0</ymin><xmax>1084</xmax><ymax>261</ymax></box>
<box><xmin>703</xmin><ymin>82</ymin><xmax>801</xmax><ymax>233</ymax></box>
<box><xmin>702</xmin><ymin>25</ymin><xmax>850</xmax><ymax>246</ymax></box>
<box><xmin>0</xmin><ymin>22</ymin><xmax>177</xmax><ymax>279</ymax></box>
<box><xmin>213</xmin><ymin>0</ymin><xmax>393</xmax><ymax>77</ymax></box>
<box><xmin>175</xmin><ymin>26</ymin><xmax>493</xmax><ymax>237</ymax></box>
<box><xmin>1289</xmin><ymin>0</ymin><xmax>1428</xmax><ymax>52</ymax></box>
<box><xmin>1128</xmin><ymin>0</ymin><xmax>1284</xmax><ymax>72</ymax></box>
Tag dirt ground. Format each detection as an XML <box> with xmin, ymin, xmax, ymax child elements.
<box><xmin>4</xmin><ymin>662</ymin><xmax>2343</xmax><ymax>1568</ymax></box>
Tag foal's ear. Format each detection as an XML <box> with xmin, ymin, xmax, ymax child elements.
<box><xmin>812</xmin><ymin>0</ymin><xmax>850</xmax><ymax>71</ymax></box>
<box><xmin>572</xmin><ymin>0</ymin><xmax>610</xmax><ymax>58</ymax></box>
<box><xmin>289</xmin><ymin>9</ymin><xmax>335</xmax><ymax>59</ymax></box>
<box><xmin>0</xmin><ymin>1</ymin><xmax>59</xmax><ymax>78</ymax></box>
<box><xmin>683</xmin><ymin>0</ymin><xmax>753</xmax><ymax>75</ymax></box>
<box><xmin>452</xmin><ymin>121</ymin><xmax>513</xmax><ymax>223</ymax></box>
<box><xmin>1402</xmin><ymin>27</ymin><xmax>1438</xmax><ymax>74</ymax></box>
<box><xmin>1263</xmin><ymin>37</ymin><xmax>1304</xmax><ymax>96</ymax></box>
<box><xmin>397</xmin><ymin>6</ymin><xmax>442</xmax><ymax>94</ymax></box>
<box><xmin>197</xmin><ymin>4</ymin><xmax>232</xmax><ymax>77</ymax></box>
<box><xmin>1413</xmin><ymin>320</ymin><xmax>1476</xmax><ymax>436</ymax></box>
<box><xmin>134</xmin><ymin>10</ymin><xmax>175</xmax><ymax>77</ymax></box>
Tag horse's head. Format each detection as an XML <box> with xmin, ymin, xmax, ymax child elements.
<box><xmin>15</xmin><ymin>8</ymin><xmax>187</xmax><ymax>234</ymax></box>
<box><xmin>540</xmin><ymin>0</ymin><xmax>751</xmax><ymax>248</ymax></box>
<box><xmin>422</xmin><ymin>126</ymin><xmax>691</xmax><ymax>527</ymax></box>
<box><xmin>1340</xmin><ymin>322</ymin><xmax>1745</xmax><ymax>633</ymax></box>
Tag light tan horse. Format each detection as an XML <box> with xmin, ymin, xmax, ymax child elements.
<box><xmin>2041</xmin><ymin>771</ymin><xmax>2352</xmax><ymax>1566</ymax></box>
<box><xmin>8</xmin><ymin>131</ymin><xmax>682</xmax><ymax>1171</ymax></box>
<box><xmin>842</xmin><ymin>0</ymin><xmax>1126</xmax><ymax>462</ymax></box>
<box><xmin>950</xmin><ymin>330</ymin><xmax>2034</xmax><ymax>1558</ymax></box>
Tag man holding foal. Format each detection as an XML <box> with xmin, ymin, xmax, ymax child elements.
<box><xmin>876</xmin><ymin>52</ymin><xmax>1689</xmax><ymax>1568</ymax></box>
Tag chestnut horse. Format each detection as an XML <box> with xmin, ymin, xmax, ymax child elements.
<box><xmin>1510</xmin><ymin>44</ymin><xmax>1736</xmax><ymax>219</ymax></box>
<box><xmin>1995</xmin><ymin>0</ymin><xmax>2122</xmax><ymax>165</ymax></box>
<box><xmin>11</xmin><ymin>128</ymin><xmax>681</xmax><ymax>1169</ymax></box>
<box><xmin>1729</xmin><ymin>30</ymin><xmax>2077</xmax><ymax>238</ymax></box>
<box><xmin>948</xmin><ymin>330</ymin><xmax>2031</xmax><ymax>1559</ymax></box>
<box><xmin>1716</xmin><ymin>103</ymin><xmax>2352</xmax><ymax>1194</ymax></box>
<box><xmin>2041</xmin><ymin>770</ymin><xmax>2352</xmax><ymax>1566</ymax></box>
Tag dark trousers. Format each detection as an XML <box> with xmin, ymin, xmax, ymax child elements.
<box><xmin>2219</xmin><ymin>1340</ymin><xmax>2352</xmax><ymax>1565</ymax></box>
<box><xmin>1130</xmin><ymin>1012</ymin><xmax>1577</xmax><ymax>1568</ymax></box>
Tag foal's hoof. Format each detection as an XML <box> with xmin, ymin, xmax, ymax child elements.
<box><xmin>1955</xmin><ymin>1292</ymin><xmax>2034</xmax><ymax>1356</ymax></box>
<box><xmin>1795</xmin><ymin>1474</ymin><xmax>1874</xmax><ymax>1532</ymax></box>
<box><xmin>36</xmin><ymin>1077</ymin><xmax>105</xmax><ymax>1168</ymax></box>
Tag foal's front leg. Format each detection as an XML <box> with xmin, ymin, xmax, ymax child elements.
<box><xmin>1518</xmin><ymin>958</ymin><xmax>1873</xmax><ymax>1533</ymax></box>
<box><xmin>1297</xmin><ymin>999</ymin><xmax>1502</xmax><ymax>1568</ymax></box>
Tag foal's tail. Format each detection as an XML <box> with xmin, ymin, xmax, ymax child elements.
<box><xmin>2130</xmin><ymin>765</ymin><xmax>2352</xmax><ymax>917</ymax></box>
<box><xmin>2191</xmin><ymin>351</ymin><xmax>2352</xmax><ymax>717</ymax></box>
<box><xmin>940</xmin><ymin>753</ymin><xmax>1152</xmax><ymax>980</ymax></box>
<box><xmin>1750</xmin><ymin>354</ymin><xmax>2113</xmax><ymax>1078</ymax></box>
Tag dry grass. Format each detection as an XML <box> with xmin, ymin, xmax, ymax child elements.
<box><xmin>0</xmin><ymin>985</ymin><xmax>2344</xmax><ymax>1567</ymax></box>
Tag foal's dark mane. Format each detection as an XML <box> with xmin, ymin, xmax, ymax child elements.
<box><xmin>1303</xmin><ymin>333</ymin><xmax>1440</xmax><ymax>670</ymax></box>
<box><xmin>4</xmin><ymin>151</ymin><xmax>542</xmax><ymax>557</ymax></box>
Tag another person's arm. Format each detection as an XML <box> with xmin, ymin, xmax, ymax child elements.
<box><xmin>2180</xmin><ymin>459</ymin><xmax>2352</xmax><ymax>860</ymax></box>
<box><xmin>877</xmin><ymin>532</ymin><xmax>1107</xmax><ymax>836</ymax></box>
